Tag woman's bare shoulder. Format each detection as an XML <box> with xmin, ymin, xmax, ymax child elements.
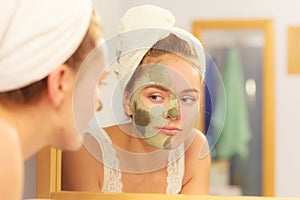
<box><xmin>185</xmin><ymin>129</ymin><xmax>209</xmax><ymax>157</ymax></box>
<box><xmin>183</xmin><ymin>129</ymin><xmax>210</xmax><ymax>177</ymax></box>
<box><xmin>181</xmin><ymin>129</ymin><xmax>211</xmax><ymax>194</ymax></box>
<box><xmin>0</xmin><ymin>120</ymin><xmax>23</xmax><ymax>200</ymax></box>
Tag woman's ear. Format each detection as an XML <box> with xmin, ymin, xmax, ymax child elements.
<box><xmin>122</xmin><ymin>93</ymin><xmax>132</xmax><ymax>116</ymax></box>
<box><xmin>46</xmin><ymin>64</ymin><xmax>73</xmax><ymax>108</ymax></box>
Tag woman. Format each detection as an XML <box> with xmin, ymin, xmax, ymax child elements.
<box><xmin>62</xmin><ymin>5</ymin><xmax>210</xmax><ymax>194</ymax></box>
<box><xmin>0</xmin><ymin>0</ymin><xmax>104</xmax><ymax>199</ymax></box>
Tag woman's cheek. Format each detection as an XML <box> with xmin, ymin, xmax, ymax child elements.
<box><xmin>181</xmin><ymin>103</ymin><xmax>199</xmax><ymax>129</ymax></box>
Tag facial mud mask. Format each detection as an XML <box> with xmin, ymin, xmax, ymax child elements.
<box><xmin>128</xmin><ymin>64</ymin><xmax>181</xmax><ymax>149</ymax></box>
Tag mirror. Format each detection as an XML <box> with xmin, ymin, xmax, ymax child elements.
<box><xmin>192</xmin><ymin>20</ymin><xmax>274</xmax><ymax>196</ymax></box>
<box><xmin>35</xmin><ymin>19</ymin><xmax>274</xmax><ymax>199</ymax></box>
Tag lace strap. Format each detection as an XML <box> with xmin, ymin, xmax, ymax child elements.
<box><xmin>98</xmin><ymin>129</ymin><xmax>123</xmax><ymax>193</ymax></box>
<box><xmin>85</xmin><ymin>121</ymin><xmax>123</xmax><ymax>193</ymax></box>
<box><xmin>166</xmin><ymin>144</ymin><xmax>185</xmax><ymax>194</ymax></box>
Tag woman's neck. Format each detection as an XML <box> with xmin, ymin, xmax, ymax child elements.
<box><xmin>106</xmin><ymin>124</ymin><xmax>160</xmax><ymax>153</ymax></box>
<box><xmin>0</xmin><ymin>103</ymin><xmax>49</xmax><ymax>160</ymax></box>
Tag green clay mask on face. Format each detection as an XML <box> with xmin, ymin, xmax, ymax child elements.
<box><xmin>128</xmin><ymin>64</ymin><xmax>180</xmax><ymax>149</ymax></box>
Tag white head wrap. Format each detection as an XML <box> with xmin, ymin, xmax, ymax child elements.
<box><xmin>115</xmin><ymin>5</ymin><xmax>206</xmax><ymax>91</ymax></box>
<box><xmin>0</xmin><ymin>0</ymin><xmax>92</xmax><ymax>92</ymax></box>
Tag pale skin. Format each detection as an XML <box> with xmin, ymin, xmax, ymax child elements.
<box><xmin>0</xmin><ymin>64</ymin><xmax>82</xmax><ymax>200</ymax></box>
<box><xmin>62</xmin><ymin>54</ymin><xmax>211</xmax><ymax>194</ymax></box>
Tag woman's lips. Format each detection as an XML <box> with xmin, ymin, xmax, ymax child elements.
<box><xmin>156</xmin><ymin>126</ymin><xmax>181</xmax><ymax>135</ymax></box>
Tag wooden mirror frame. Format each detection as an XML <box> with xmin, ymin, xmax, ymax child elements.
<box><xmin>192</xmin><ymin>19</ymin><xmax>275</xmax><ymax>196</ymax></box>
<box><xmin>36</xmin><ymin>19</ymin><xmax>274</xmax><ymax>199</ymax></box>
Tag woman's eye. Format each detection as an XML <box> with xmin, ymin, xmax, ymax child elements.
<box><xmin>180</xmin><ymin>96</ymin><xmax>196</xmax><ymax>104</ymax></box>
<box><xmin>149</xmin><ymin>95</ymin><xmax>164</xmax><ymax>103</ymax></box>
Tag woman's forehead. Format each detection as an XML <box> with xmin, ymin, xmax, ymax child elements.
<box><xmin>133</xmin><ymin>63</ymin><xmax>200</xmax><ymax>94</ymax></box>
<box><xmin>143</xmin><ymin>54</ymin><xmax>200</xmax><ymax>79</ymax></box>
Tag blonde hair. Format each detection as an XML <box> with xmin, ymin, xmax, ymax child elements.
<box><xmin>0</xmin><ymin>11</ymin><xmax>102</xmax><ymax>104</ymax></box>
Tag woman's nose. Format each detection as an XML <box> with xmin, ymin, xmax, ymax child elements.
<box><xmin>167</xmin><ymin>107</ymin><xmax>181</xmax><ymax>120</ymax></box>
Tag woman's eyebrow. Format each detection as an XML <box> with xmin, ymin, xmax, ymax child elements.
<box><xmin>181</xmin><ymin>89</ymin><xmax>200</xmax><ymax>94</ymax></box>
<box><xmin>144</xmin><ymin>85</ymin><xmax>169</xmax><ymax>92</ymax></box>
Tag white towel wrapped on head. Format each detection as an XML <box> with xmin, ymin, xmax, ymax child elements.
<box><xmin>0</xmin><ymin>0</ymin><xmax>92</xmax><ymax>92</ymax></box>
<box><xmin>115</xmin><ymin>5</ymin><xmax>206</xmax><ymax>92</ymax></box>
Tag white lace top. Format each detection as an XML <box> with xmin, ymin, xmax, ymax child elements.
<box><xmin>84</xmin><ymin>127</ymin><xmax>185</xmax><ymax>194</ymax></box>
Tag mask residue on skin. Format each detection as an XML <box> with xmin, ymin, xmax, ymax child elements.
<box><xmin>132</xmin><ymin>101</ymin><xmax>150</xmax><ymax>127</ymax></box>
<box><xmin>128</xmin><ymin>64</ymin><xmax>181</xmax><ymax>149</ymax></box>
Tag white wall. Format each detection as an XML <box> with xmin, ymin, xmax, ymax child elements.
<box><xmin>93</xmin><ymin>0</ymin><xmax>122</xmax><ymax>37</ymax></box>
<box><xmin>273</xmin><ymin>0</ymin><xmax>300</xmax><ymax>197</ymax></box>
<box><xmin>23</xmin><ymin>0</ymin><xmax>300</xmax><ymax>198</ymax></box>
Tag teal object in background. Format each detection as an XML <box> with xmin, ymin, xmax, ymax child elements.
<box><xmin>214</xmin><ymin>47</ymin><xmax>252</xmax><ymax>160</ymax></box>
